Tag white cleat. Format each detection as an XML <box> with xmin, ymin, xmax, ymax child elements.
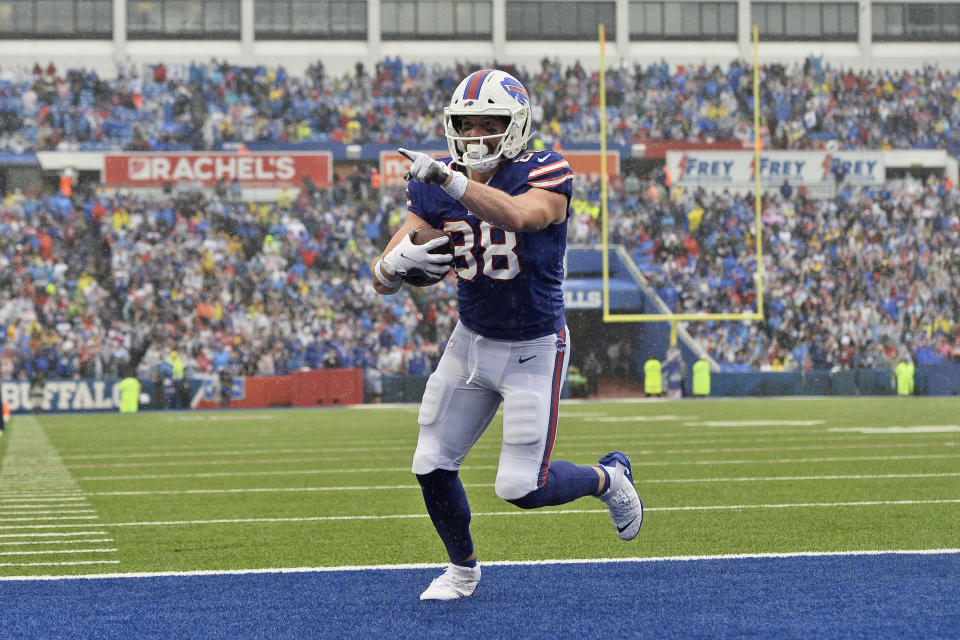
<box><xmin>597</xmin><ymin>451</ymin><xmax>644</xmax><ymax>541</ymax></box>
<box><xmin>420</xmin><ymin>563</ymin><xmax>481</xmax><ymax>601</ymax></box>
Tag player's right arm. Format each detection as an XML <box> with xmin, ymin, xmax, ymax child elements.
<box><xmin>370</xmin><ymin>211</ymin><xmax>450</xmax><ymax>295</ymax></box>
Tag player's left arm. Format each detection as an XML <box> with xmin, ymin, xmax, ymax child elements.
<box><xmin>457</xmin><ymin>182</ymin><xmax>567</xmax><ymax>233</ymax></box>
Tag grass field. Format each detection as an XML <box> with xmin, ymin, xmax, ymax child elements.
<box><xmin>1</xmin><ymin>396</ymin><xmax>959</xmax><ymax>579</ymax></box>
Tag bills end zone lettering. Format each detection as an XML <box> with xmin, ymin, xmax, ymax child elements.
<box><xmin>104</xmin><ymin>153</ymin><xmax>332</xmax><ymax>188</ymax></box>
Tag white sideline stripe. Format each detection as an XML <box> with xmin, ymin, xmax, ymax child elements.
<box><xmin>0</xmin><ymin>560</ymin><xmax>120</xmax><ymax>568</ymax></box>
<box><xmin>83</xmin><ymin>472</ymin><xmax>960</xmax><ymax>497</ymax></box>
<box><xmin>0</xmin><ymin>531</ymin><xmax>108</xmax><ymax>538</ymax></box>
<box><xmin>3</xmin><ymin>548</ymin><xmax>960</xmax><ymax>582</ymax></box>
<box><xmin>0</xmin><ymin>548</ymin><xmax>118</xmax><ymax>556</ymax></box>
<box><xmin>69</xmin><ymin>453</ymin><xmax>960</xmax><ymax>482</ymax></box>
<box><xmin>0</xmin><ymin>539</ymin><xmax>114</xmax><ymax>546</ymax></box>
<box><xmin>1</xmin><ymin>498</ymin><xmax>958</xmax><ymax>531</ymax></box>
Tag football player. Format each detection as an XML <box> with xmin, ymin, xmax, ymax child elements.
<box><xmin>370</xmin><ymin>69</ymin><xmax>643</xmax><ymax>600</ymax></box>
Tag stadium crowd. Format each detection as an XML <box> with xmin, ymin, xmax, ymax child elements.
<box><xmin>3</xmin><ymin>57</ymin><xmax>960</xmax><ymax>154</ymax></box>
<box><xmin>3</xmin><ymin>168</ymin><xmax>957</xmax><ymax>384</ymax></box>
<box><xmin>0</xmin><ymin>172</ymin><xmax>459</xmax><ymax>389</ymax></box>
<box><xmin>570</xmin><ymin>172</ymin><xmax>960</xmax><ymax>371</ymax></box>
<box><xmin>0</xmin><ymin>57</ymin><xmax>958</xmax><ymax>389</ymax></box>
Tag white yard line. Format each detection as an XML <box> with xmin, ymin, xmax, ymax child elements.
<box><xmin>0</xmin><ymin>531</ymin><xmax>108</xmax><ymax>538</ymax></box>
<box><xmin>0</xmin><ymin>417</ymin><xmax>117</xmax><ymax>561</ymax></box>
<box><xmin>0</xmin><ymin>503</ymin><xmax>96</xmax><ymax>508</ymax></box>
<box><xmin>0</xmin><ymin>539</ymin><xmax>114</xmax><ymax>546</ymax></box>
<box><xmin>0</xmin><ymin>498</ymin><xmax>957</xmax><ymax>531</ymax></box>
<box><xmin>45</xmin><ymin>440</ymin><xmax>960</xmax><ymax>472</ymax></box>
<box><xmin>0</xmin><ymin>548</ymin><xmax>118</xmax><ymax>556</ymax></box>
<box><xmin>688</xmin><ymin>420</ymin><xmax>826</xmax><ymax>427</ymax></box>
<box><xmin>0</xmin><ymin>510</ymin><xmax>97</xmax><ymax>515</ymax></box>
<box><xmin>0</xmin><ymin>516</ymin><xmax>100</xmax><ymax>522</ymax></box>
<box><xmin>2</xmin><ymin>548</ymin><xmax>960</xmax><ymax>581</ymax></box>
<box><xmin>0</xmin><ymin>496</ymin><xmax>85</xmax><ymax>502</ymax></box>
<box><xmin>0</xmin><ymin>560</ymin><xmax>121</xmax><ymax>568</ymax></box>
<box><xmin>54</xmin><ymin>430</ymin><xmax>957</xmax><ymax>461</ymax></box>
<box><xmin>78</xmin><ymin>472</ymin><xmax>960</xmax><ymax>497</ymax></box>
<box><xmin>68</xmin><ymin>453</ymin><xmax>960</xmax><ymax>482</ymax></box>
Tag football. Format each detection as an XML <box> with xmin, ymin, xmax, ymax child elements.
<box><xmin>403</xmin><ymin>228</ymin><xmax>454</xmax><ymax>287</ymax></box>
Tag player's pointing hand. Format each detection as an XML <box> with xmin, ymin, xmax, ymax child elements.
<box><xmin>398</xmin><ymin>148</ymin><xmax>468</xmax><ymax>199</ymax></box>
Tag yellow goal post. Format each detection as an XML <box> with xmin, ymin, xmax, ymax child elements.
<box><xmin>596</xmin><ymin>24</ymin><xmax>765</xmax><ymax>343</ymax></box>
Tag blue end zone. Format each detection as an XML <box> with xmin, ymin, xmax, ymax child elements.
<box><xmin>1</xmin><ymin>554</ymin><xmax>958</xmax><ymax>638</ymax></box>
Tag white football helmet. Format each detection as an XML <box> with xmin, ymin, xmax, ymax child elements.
<box><xmin>443</xmin><ymin>69</ymin><xmax>532</xmax><ymax>173</ymax></box>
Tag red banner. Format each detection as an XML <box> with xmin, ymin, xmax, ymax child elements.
<box><xmin>563</xmin><ymin>151</ymin><xmax>620</xmax><ymax>178</ymax></box>
<box><xmin>634</xmin><ymin>140</ymin><xmax>746</xmax><ymax>159</ymax></box>
<box><xmin>103</xmin><ymin>152</ymin><xmax>332</xmax><ymax>188</ymax></box>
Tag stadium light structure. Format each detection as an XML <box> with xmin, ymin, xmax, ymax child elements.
<box><xmin>598</xmin><ymin>24</ymin><xmax>766</xmax><ymax>344</ymax></box>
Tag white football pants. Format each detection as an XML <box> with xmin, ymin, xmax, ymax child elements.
<box><xmin>412</xmin><ymin>321</ymin><xmax>570</xmax><ymax>501</ymax></box>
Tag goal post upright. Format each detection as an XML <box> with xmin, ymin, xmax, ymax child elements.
<box><xmin>596</xmin><ymin>24</ymin><xmax>765</xmax><ymax>346</ymax></box>
<box><xmin>599</xmin><ymin>23</ymin><xmax>612</xmax><ymax>322</ymax></box>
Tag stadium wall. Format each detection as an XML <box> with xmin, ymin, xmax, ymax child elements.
<box><xmin>1</xmin><ymin>369</ymin><xmax>364</xmax><ymax>414</ymax></box>
<box><xmin>2</xmin><ymin>364</ymin><xmax>957</xmax><ymax>414</ymax></box>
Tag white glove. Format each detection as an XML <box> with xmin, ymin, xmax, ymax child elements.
<box><xmin>379</xmin><ymin>229</ymin><xmax>453</xmax><ymax>279</ymax></box>
<box><xmin>398</xmin><ymin>148</ymin><xmax>468</xmax><ymax>199</ymax></box>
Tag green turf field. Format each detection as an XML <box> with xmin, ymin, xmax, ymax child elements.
<box><xmin>1</xmin><ymin>397</ymin><xmax>958</xmax><ymax>578</ymax></box>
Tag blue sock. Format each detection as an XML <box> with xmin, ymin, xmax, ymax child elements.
<box><xmin>598</xmin><ymin>465</ymin><xmax>611</xmax><ymax>495</ymax></box>
<box><xmin>416</xmin><ymin>469</ymin><xmax>475</xmax><ymax>566</ymax></box>
<box><xmin>507</xmin><ymin>460</ymin><xmax>601</xmax><ymax>509</ymax></box>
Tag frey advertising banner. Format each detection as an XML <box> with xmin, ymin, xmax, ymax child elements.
<box><xmin>380</xmin><ymin>150</ymin><xmax>620</xmax><ymax>189</ymax></box>
<box><xmin>665</xmin><ymin>151</ymin><xmax>884</xmax><ymax>190</ymax></box>
<box><xmin>104</xmin><ymin>152</ymin><xmax>332</xmax><ymax>189</ymax></box>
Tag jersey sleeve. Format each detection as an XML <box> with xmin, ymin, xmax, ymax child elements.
<box><xmin>523</xmin><ymin>150</ymin><xmax>574</xmax><ymax>203</ymax></box>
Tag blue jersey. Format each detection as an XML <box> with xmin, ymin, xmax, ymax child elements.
<box><xmin>407</xmin><ymin>149</ymin><xmax>573</xmax><ymax>340</ymax></box>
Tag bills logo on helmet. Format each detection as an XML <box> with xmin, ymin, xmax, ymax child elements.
<box><xmin>500</xmin><ymin>76</ymin><xmax>528</xmax><ymax>105</ymax></box>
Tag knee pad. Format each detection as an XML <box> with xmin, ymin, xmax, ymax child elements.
<box><xmin>495</xmin><ymin>391</ymin><xmax>546</xmax><ymax>501</ymax></box>
<box><xmin>417</xmin><ymin>372</ymin><xmax>448</xmax><ymax>426</ymax></box>
<box><xmin>501</xmin><ymin>391</ymin><xmax>543</xmax><ymax>447</ymax></box>
<box><xmin>412</xmin><ymin>373</ymin><xmax>451</xmax><ymax>475</ymax></box>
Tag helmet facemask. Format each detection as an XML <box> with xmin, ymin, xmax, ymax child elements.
<box><xmin>444</xmin><ymin>70</ymin><xmax>532</xmax><ymax>174</ymax></box>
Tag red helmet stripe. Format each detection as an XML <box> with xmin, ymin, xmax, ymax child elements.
<box><xmin>463</xmin><ymin>69</ymin><xmax>493</xmax><ymax>100</ymax></box>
